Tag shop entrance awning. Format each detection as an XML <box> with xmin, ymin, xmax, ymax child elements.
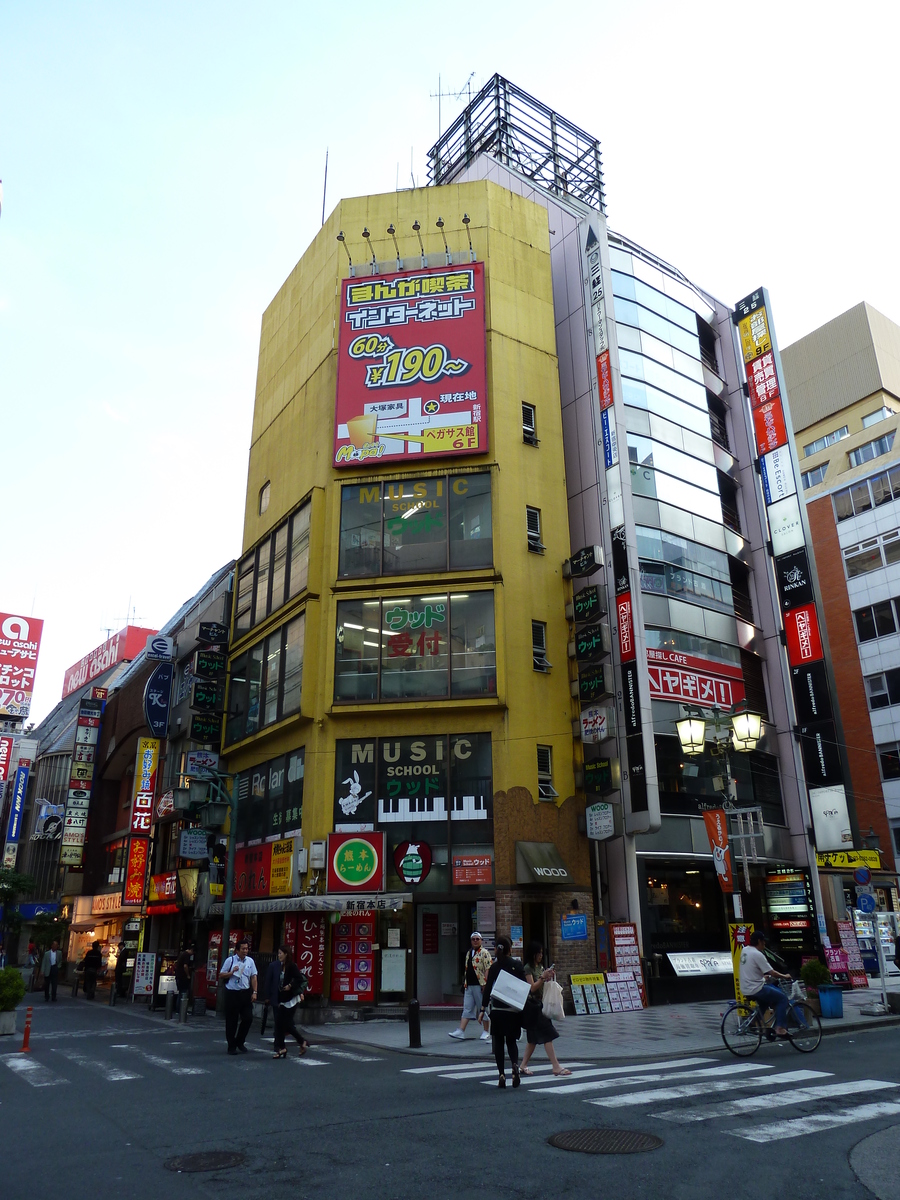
<box><xmin>516</xmin><ymin>842</ymin><xmax>575</xmax><ymax>885</ymax></box>
<box><xmin>208</xmin><ymin>893</ymin><xmax>412</xmax><ymax>916</ymax></box>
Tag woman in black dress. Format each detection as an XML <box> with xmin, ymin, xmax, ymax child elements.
<box><xmin>519</xmin><ymin>941</ymin><xmax>571</xmax><ymax>1076</ymax></box>
<box><xmin>479</xmin><ymin>935</ymin><xmax>527</xmax><ymax>1088</ymax></box>
<box><xmin>271</xmin><ymin>945</ymin><xmax>310</xmax><ymax>1058</ymax></box>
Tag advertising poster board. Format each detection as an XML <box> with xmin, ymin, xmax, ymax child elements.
<box><xmin>334</xmin><ymin>264</ymin><xmax>487</xmax><ymax>467</ymax></box>
<box><xmin>133</xmin><ymin>952</ymin><xmax>156</xmax><ymax>997</ymax></box>
<box><xmin>0</xmin><ymin>613</ymin><xmax>43</xmax><ymax>718</ymax></box>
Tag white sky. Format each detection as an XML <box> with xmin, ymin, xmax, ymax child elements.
<box><xmin>4</xmin><ymin>0</ymin><xmax>899</xmax><ymax>727</ymax></box>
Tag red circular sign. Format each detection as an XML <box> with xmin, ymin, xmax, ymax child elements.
<box><xmin>393</xmin><ymin>841</ymin><xmax>432</xmax><ymax>885</ymax></box>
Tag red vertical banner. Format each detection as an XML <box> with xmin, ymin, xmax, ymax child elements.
<box><xmin>295</xmin><ymin>914</ymin><xmax>326</xmax><ymax>995</ymax></box>
<box><xmin>122</xmin><ymin>837</ymin><xmax>149</xmax><ymax>906</ymax></box>
<box><xmin>330</xmin><ymin>912</ymin><xmax>375</xmax><ymax>1002</ymax></box>
<box><xmin>616</xmin><ymin>592</ymin><xmax>636</xmax><ymax>662</ymax></box>
<box><xmin>703</xmin><ymin>809</ymin><xmax>734</xmax><ymax>893</ymax></box>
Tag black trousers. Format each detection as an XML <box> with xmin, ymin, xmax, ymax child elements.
<box><xmin>224</xmin><ymin>989</ymin><xmax>253</xmax><ymax>1049</ymax></box>
<box><xmin>273</xmin><ymin>1004</ymin><xmax>304</xmax><ymax>1052</ymax></box>
<box><xmin>44</xmin><ymin>965</ymin><xmax>58</xmax><ymax>1001</ymax></box>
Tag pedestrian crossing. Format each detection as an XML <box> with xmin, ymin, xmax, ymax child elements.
<box><xmin>402</xmin><ymin>1055</ymin><xmax>900</xmax><ymax>1142</ymax></box>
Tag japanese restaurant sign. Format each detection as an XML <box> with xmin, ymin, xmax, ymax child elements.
<box><xmin>129</xmin><ymin>738</ymin><xmax>160</xmax><ymax>835</ymax></box>
<box><xmin>327</xmin><ymin>831</ymin><xmax>386</xmax><ymax>893</ymax></box>
<box><xmin>122</xmin><ymin>836</ymin><xmax>149</xmax><ymax>906</ymax></box>
<box><xmin>334</xmin><ymin>263</ymin><xmax>487</xmax><ymax>467</ymax></box>
<box><xmin>60</xmin><ymin>695</ymin><xmax>105</xmax><ymax>867</ymax></box>
<box><xmin>0</xmin><ymin>613</ymin><xmax>43</xmax><ymax>718</ymax></box>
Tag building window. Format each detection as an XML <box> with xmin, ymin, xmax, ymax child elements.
<box><xmin>234</xmin><ymin>747</ymin><xmax>305</xmax><ymax>844</ymax></box>
<box><xmin>537</xmin><ymin>745</ymin><xmax>557</xmax><ymax>799</ymax></box>
<box><xmin>803</xmin><ymin>426</ymin><xmax>849</xmax><ymax>457</ymax></box>
<box><xmin>843</xmin><ymin>529</ymin><xmax>900</xmax><ymax>578</ymax></box>
<box><xmin>877</xmin><ymin>743</ymin><xmax>900</xmax><ymax>782</ymax></box>
<box><xmin>532</xmin><ymin>621</ymin><xmax>551</xmax><ymax>671</ymax></box>
<box><xmin>522</xmin><ymin>403</ymin><xmax>538</xmax><ymax>446</ymax></box>
<box><xmin>258</xmin><ymin>481</ymin><xmax>271</xmax><ymax>515</ymax></box>
<box><xmin>834</xmin><ymin>464</ymin><xmax>900</xmax><ymax>520</ymax></box>
<box><xmin>334</xmin><ymin>592</ymin><xmax>496</xmax><ymax>702</ymax></box>
<box><xmin>526</xmin><ymin>506</ymin><xmax>545</xmax><ymax>553</ymax></box>
<box><xmin>234</xmin><ymin>498</ymin><xmax>311</xmax><ymax>637</ymax></box>
<box><xmin>801</xmin><ymin>464</ymin><xmax>828</xmax><ymax>490</ymax></box>
<box><xmin>854</xmin><ymin>600</ymin><xmax>899</xmax><ymax>643</ymax></box>
<box><xmin>865</xmin><ymin>668</ymin><xmax>900</xmax><ymax>711</ymax></box>
<box><xmin>863</xmin><ymin>407</ymin><xmax>896</xmax><ymax>428</ymax></box>
<box><xmin>848</xmin><ymin>432</ymin><xmax>895</xmax><ymax>469</ymax></box>
<box><xmin>338</xmin><ymin>474</ymin><xmax>492</xmax><ymax>578</ymax></box>
<box><xmin>226</xmin><ymin>613</ymin><xmax>305</xmax><ymax>744</ymax></box>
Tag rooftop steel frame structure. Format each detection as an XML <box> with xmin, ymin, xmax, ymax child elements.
<box><xmin>427</xmin><ymin>74</ymin><xmax>606</xmax><ymax>214</ymax></box>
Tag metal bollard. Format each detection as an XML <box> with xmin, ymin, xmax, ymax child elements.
<box><xmin>165</xmin><ymin>990</ymin><xmax>176</xmax><ymax>1020</ymax></box>
<box><xmin>20</xmin><ymin>1006</ymin><xmax>33</xmax><ymax>1053</ymax></box>
<box><xmin>108</xmin><ymin>983</ymin><xmax>117</xmax><ymax>1006</ymax></box>
<box><xmin>408</xmin><ymin>998</ymin><xmax>421</xmax><ymax>1049</ymax></box>
<box><xmin>179</xmin><ymin>995</ymin><xmax>189</xmax><ymax>1023</ymax></box>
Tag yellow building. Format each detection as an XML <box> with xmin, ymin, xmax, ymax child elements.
<box><xmin>221</xmin><ymin>180</ymin><xmax>597</xmax><ymax>1005</ymax></box>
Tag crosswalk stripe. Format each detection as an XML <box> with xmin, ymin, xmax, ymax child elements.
<box><xmin>588</xmin><ymin>1069</ymin><xmax>830</xmax><ymax>1108</ymax></box>
<box><xmin>315</xmin><ymin>1047</ymin><xmax>381</xmax><ymax>1062</ymax></box>
<box><xmin>112</xmin><ymin>1045</ymin><xmax>207</xmax><ymax>1075</ymax></box>
<box><xmin>53</xmin><ymin>1048</ymin><xmax>141</xmax><ymax>1081</ymax></box>
<box><xmin>3</xmin><ymin>1057</ymin><xmax>68</xmax><ymax>1087</ymax></box>
<box><xmin>658</xmin><ymin>1079</ymin><xmax>898</xmax><ymax>1123</ymax></box>
<box><xmin>440</xmin><ymin>1062</ymin><xmax>590</xmax><ymax>1081</ymax></box>
<box><xmin>729</xmin><ymin>1101</ymin><xmax>900</xmax><ymax>1143</ymax></box>
<box><xmin>292</xmin><ymin>1056</ymin><xmax>329</xmax><ymax>1067</ymax></box>
<box><xmin>404</xmin><ymin>1062</ymin><xmax>498</xmax><ymax>1074</ymax></box>
<box><xmin>499</xmin><ymin>1056</ymin><xmax>717</xmax><ymax>1091</ymax></box>
<box><xmin>529</xmin><ymin>1061</ymin><xmax>772</xmax><ymax>1096</ymax></box>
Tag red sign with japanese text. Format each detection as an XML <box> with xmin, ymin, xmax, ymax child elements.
<box><xmin>129</xmin><ymin>738</ymin><xmax>160</xmax><ymax>835</ymax></box>
<box><xmin>0</xmin><ymin>736</ymin><xmax>13</xmax><ymax>783</ymax></box>
<box><xmin>752</xmin><ymin>398</ymin><xmax>788</xmax><ymax>456</ymax></box>
<box><xmin>122</xmin><ymin>837</ymin><xmax>149</xmax><ymax>906</ymax></box>
<box><xmin>785</xmin><ymin>604</ymin><xmax>823</xmax><ymax>666</ymax></box>
<box><xmin>62</xmin><ymin>625</ymin><xmax>157</xmax><ymax>699</ymax></box>
<box><xmin>0</xmin><ymin>613</ymin><xmax>43</xmax><ymax>719</ymax></box>
<box><xmin>284</xmin><ymin>913</ymin><xmax>326</xmax><ymax>995</ymax></box>
<box><xmin>451</xmin><ymin>854</ymin><xmax>493</xmax><ymax>885</ymax></box>
<box><xmin>746</xmin><ymin>350</ymin><xmax>781</xmax><ymax>410</ymax></box>
<box><xmin>703</xmin><ymin>809</ymin><xmax>734</xmax><ymax>893</ymax></box>
<box><xmin>334</xmin><ymin>263</ymin><xmax>487</xmax><ymax>467</ymax></box>
<box><xmin>647</xmin><ymin>650</ymin><xmax>745</xmax><ymax>708</ymax></box>
<box><xmin>616</xmin><ymin>592</ymin><xmax>635</xmax><ymax>662</ymax></box>
<box><xmin>327</xmin><ymin>832</ymin><xmax>386</xmax><ymax>893</ymax></box>
<box><xmin>233</xmin><ymin>843</ymin><xmax>274</xmax><ymax>900</ymax></box>
<box><xmin>596</xmin><ymin>349</ymin><xmax>614</xmax><ymax>411</ymax></box>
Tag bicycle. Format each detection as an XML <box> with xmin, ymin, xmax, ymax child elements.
<box><xmin>721</xmin><ymin>981</ymin><xmax>822</xmax><ymax>1056</ymax></box>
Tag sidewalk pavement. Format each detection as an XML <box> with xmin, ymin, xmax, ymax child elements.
<box><xmin>305</xmin><ymin>987</ymin><xmax>900</xmax><ymax>1062</ymax></box>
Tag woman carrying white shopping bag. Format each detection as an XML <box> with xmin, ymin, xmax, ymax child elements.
<box><xmin>519</xmin><ymin>942</ymin><xmax>571</xmax><ymax>1077</ymax></box>
<box><xmin>479</xmin><ymin>935</ymin><xmax>530</xmax><ymax>1088</ymax></box>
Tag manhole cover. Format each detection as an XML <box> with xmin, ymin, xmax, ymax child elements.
<box><xmin>164</xmin><ymin>1152</ymin><xmax>247</xmax><ymax>1173</ymax></box>
<box><xmin>548</xmin><ymin>1128</ymin><xmax>663</xmax><ymax>1155</ymax></box>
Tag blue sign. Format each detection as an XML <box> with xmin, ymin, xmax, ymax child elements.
<box><xmin>560</xmin><ymin>913</ymin><xmax>588</xmax><ymax>941</ymax></box>
<box><xmin>5</xmin><ymin>765</ymin><xmax>29</xmax><ymax>844</ymax></box>
<box><xmin>853</xmin><ymin>867</ymin><xmax>872</xmax><ymax>886</ymax></box>
<box><xmin>600</xmin><ymin>410</ymin><xmax>618</xmax><ymax>469</ymax></box>
<box><xmin>18</xmin><ymin>903</ymin><xmax>59</xmax><ymax>920</ymax></box>
<box><xmin>856</xmin><ymin>892</ymin><xmax>877</xmax><ymax>914</ymax></box>
<box><xmin>143</xmin><ymin>661</ymin><xmax>174</xmax><ymax>739</ymax></box>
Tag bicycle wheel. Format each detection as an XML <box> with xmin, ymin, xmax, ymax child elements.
<box><xmin>721</xmin><ymin>1004</ymin><xmax>762</xmax><ymax>1056</ymax></box>
<box><xmin>785</xmin><ymin>1001</ymin><xmax>822</xmax><ymax>1052</ymax></box>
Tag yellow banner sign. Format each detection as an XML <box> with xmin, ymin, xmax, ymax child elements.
<box><xmin>729</xmin><ymin>923</ymin><xmax>755</xmax><ymax>1005</ymax></box>
<box><xmin>816</xmin><ymin>850</ymin><xmax>882</xmax><ymax>870</ymax></box>
<box><xmin>570</xmin><ymin>972</ymin><xmax>606</xmax><ymax>986</ymax></box>
<box><xmin>737</xmin><ymin>308</ymin><xmax>772</xmax><ymax>364</ymax></box>
<box><xmin>269</xmin><ymin>837</ymin><xmax>295</xmax><ymax>897</ymax></box>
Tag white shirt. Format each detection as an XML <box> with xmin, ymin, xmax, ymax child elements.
<box><xmin>739</xmin><ymin>946</ymin><xmax>772</xmax><ymax>996</ymax></box>
<box><xmin>222</xmin><ymin>954</ymin><xmax>257</xmax><ymax>991</ymax></box>
<box><xmin>49</xmin><ymin>950</ymin><xmax>57</xmax><ymax>966</ymax></box>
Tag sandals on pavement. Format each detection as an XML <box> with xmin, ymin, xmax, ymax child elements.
<box><xmin>273</xmin><ymin>1049</ymin><xmax>287</xmax><ymax>1059</ymax></box>
<box><xmin>519</xmin><ymin>1067</ymin><xmax>534</xmax><ymax>1076</ymax></box>
<box><xmin>553</xmin><ymin>1068</ymin><xmax>573</xmax><ymax>1076</ymax></box>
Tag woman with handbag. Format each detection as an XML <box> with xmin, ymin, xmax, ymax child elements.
<box><xmin>271</xmin><ymin>945</ymin><xmax>311</xmax><ymax>1059</ymax></box>
<box><xmin>519</xmin><ymin>942</ymin><xmax>571</xmax><ymax>1077</ymax></box>
<box><xmin>479</xmin><ymin>935</ymin><xmax>528</xmax><ymax>1088</ymax></box>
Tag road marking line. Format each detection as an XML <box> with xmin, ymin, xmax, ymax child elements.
<box><xmin>314</xmin><ymin>1047</ymin><xmax>382</xmax><ymax>1062</ymax></box>
<box><xmin>439</xmin><ymin>1062</ymin><xmax>590</xmax><ymax>1080</ymax></box>
<box><xmin>292</xmin><ymin>1056</ymin><xmax>328</xmax><ymax>1067</ymax></box>
<box><xmin>658</xmin><ymin>1079</ymin><xmax>897</xmax><ymax>1122</ymax></box>
<box><xmin>403</xmin><ymin>1061</ymin><xmax>500</xmax><ymax>1074</ymax></box>
<box><xmin>3</xmin><ymin>1057</ymin><xmax>68</xmax><ymax>1087</ymax></box>
<box><xmin>111</xmin><ymin>1045</ymin><xmax>207</xmax><ymax>1075</ymax></box>
<box><xmin>528</xmin><ymin>1062</ymin><xmax>770</xmax><ymax>1095</ymax></box>
<box><xmin>588</xmin><ymin>1069</ymin><xmax>829</xmax><ymax>1107</ymax></box>
<box><xmin>53</xmin><ymin>1048</ymin><xmax>141</xmax><ymax>1081</ymax></box>
<box><xmin>729</xmin><ymin>1100</ymin><xmax>900</xmax><ymax>1142</ymax></box>
<box><xmin>492</xmin><ymin>1057</ymin><xmax>721</xmax><ymax>1090</ymax></box>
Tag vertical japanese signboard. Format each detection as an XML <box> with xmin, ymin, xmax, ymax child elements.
<box><xmin>0</xmin><ymin>613</ymin><xmax>43</xmax><ymax>719</ymax></box>
<box><xmin>129</xmin><ymin>738</ymin><xmax>160</xmax><ymax>835</ymax></box>
<box><xmin>733</xmin><ymin>288</ymin><xmax>848</xmax><ymax>851</ymax></box>
<box><xmin>2</xmin><ymin>764</ymin><xmax>30</xmax><ymax>867</ymax></box>
<box><xmin>60</xmin><ymin>695</ymin><xmax>105</xmax><ymax>866</ymax></box>
<box><xmin>334</xmin><ymin>264</ymin><xmax>487</xmax><ymax>467</ymax></box>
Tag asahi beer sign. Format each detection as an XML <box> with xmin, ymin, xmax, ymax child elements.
<box><xmin>0</xmin><ymin>613</ymin><xmax>44</xmax><ymax>719</ymax></box>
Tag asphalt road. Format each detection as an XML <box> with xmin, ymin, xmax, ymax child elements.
<box><xmin>2</xmin><ymin>996</ymin><xmax>899</xmax><ymax>1200</ymax></box>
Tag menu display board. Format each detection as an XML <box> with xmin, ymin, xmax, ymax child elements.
<box><xmin>609</xmin><ymin>922</ymin><xmax>646</xmax><ymax>1007</ymax></box>
<box><xmin>330</xmin><ymin>912</ymin><xmax>376</xmax><ymax>1002</ymax></box>
<box><xmin>836</xmin><ymin>919</ymin><xmax>869</xmax><ymax>989</ymax></box>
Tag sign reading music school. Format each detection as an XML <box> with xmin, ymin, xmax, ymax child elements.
<box><xmin>334</xmin><ymin>264</ymin><xmax>488</xmax><ymax>467</ymax></box>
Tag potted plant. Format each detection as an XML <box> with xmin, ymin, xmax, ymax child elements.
<box><xmin>0</xmin><ymin>965</ymin><xmax>26</xmax><ymax>1035</ymax></box>
<box><xmin>800</xmin><ymin>959</ymin><xmax>833</xmax><ymax>1017</ymax></box>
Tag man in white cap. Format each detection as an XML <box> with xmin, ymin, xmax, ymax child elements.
<box><xmin>449</xmin><ymin>932</ymin><xmax>492</xmax><ymax>1041</ymax></box>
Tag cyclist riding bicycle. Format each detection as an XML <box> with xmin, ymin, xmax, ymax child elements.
<box><xmin>739</xmin><ymin>930</ymin><xmax>792</xmax><ymax>1036</ymax></box>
